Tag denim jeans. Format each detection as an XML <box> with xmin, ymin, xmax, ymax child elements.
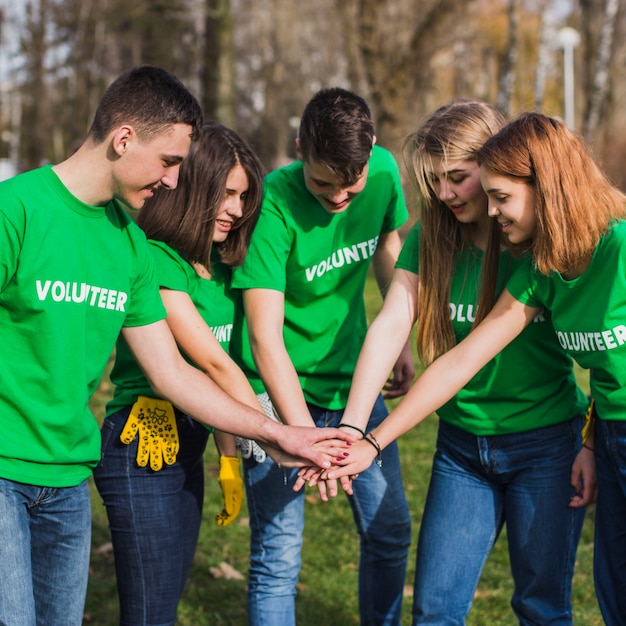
<box><xmin>412</xmin><ymin>417</ymin><xmax>585</xmax><ymax>626</ymax></box>
<box><xmin>93</xmin><ymin>407</ymin><xmax>209</xmax><ymax>626</ymax></box>
<box><xmin>244</xmin><ymin>394</ymin><xmax>411</xmax><ymax>626</ymax></box>
<box><xmin>0</xmin><ymin>478</ymin><xmax>91</xmax><ymax>626</ymax></box>
<box><xmin>593</xmin><ymin>418</ymin><xmax>626</xmax><ymax>626</ymax></box>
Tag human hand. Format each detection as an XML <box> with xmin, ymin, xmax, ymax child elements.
<box><xmin>292</xmin><ymin>467</ymin><xmax>337</xmax><ymax>500</ymax></box>
<box><xmin>383</xmin><ymin>344</ymin><xmax>415</xmax><ymax>399</ymax></box>
<box><xmin>323</xmin><ymin>438</ymin><xmax>378</xmax><ymax>480</ymax></box>
<box><xmin>120</xmin><ymin>396</ymin><xmax>179</xmax><ymax>471</ymax></box>
<box><xmin>276</xmin><ymin>426</ymin><xmax>357</xmax><ymax>469</ymax></box>
<box><xmin>216</xmin><ymin>456</ymin><xmax>244</xmax><ymax>526</ymax></box>
<box><xmin>569</xmin><ymin>444</ymin><xmax>597</xmax><ymax>507</ymax></box>
<box><xmin>295</xmin><ymin>465</ymin><xmax>354</xmax><ymax>496</ymax></box>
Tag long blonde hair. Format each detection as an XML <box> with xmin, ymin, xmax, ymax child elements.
<box><xmin>403</xmin><ymin>99</ymin><xmax>506</xmax><ymax>365</ymax></box>
<box><xmin>478</xmin><ymin>112</ymin><xmax>626</xmax><ymax>275</ymax></box>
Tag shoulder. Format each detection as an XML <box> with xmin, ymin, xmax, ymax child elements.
<box><xmin>264</xmin><ymin>160</ymin><xmax>304</xmax><ymax>190</ymax></box>
<box><xmin>369</xmin><ymin>145</ymin><xmax>401</xmax><ymax>173</ymax></box>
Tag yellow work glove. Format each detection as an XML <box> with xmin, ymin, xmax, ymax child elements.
<box><xmin>120</xmin><ymin>396</ymin><xmax>180</xmax><ymax>471</ymax></box>
<box><xmin>582</xmin><ymin>398</ymin><xmax>596</xmax><ymax>444</ymax></box>
<box><xmin>216</xmin><ymin>456</ymin><xmax>244</xmax><ymax>527</ymax></box>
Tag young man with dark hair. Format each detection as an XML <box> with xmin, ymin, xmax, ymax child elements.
<box><xmin>231</xmin><ymin>87</ymin><xmax>414</xmax><ymax>626</ymax></box>
<box><xmin>0</xmin><ymin>67</ymin><xmax>349</xmax><ymax>626</ymax></box>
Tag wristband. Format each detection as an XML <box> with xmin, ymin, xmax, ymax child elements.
<box><xmin>364</xmin><ymin>432</ymin><xmax>383</xmax><ymax>467</ymax></box>
<box><xmin>338</xmin><ymin>423</ymin><xmax>366</xmax><ymax>437</ymax></box>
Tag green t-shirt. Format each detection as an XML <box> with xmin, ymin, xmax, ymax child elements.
<box><xmin>507</xmin><ymin>219</ymin><xmax>626</xmax><ymax>422</ymax></box>
<box><xmin>397</xmin><ymin>224</ymin><xmax>587</xmax><ymax>435</ymax></box>
<box><xmin>0</xmin><ymin>165</ymin><xmax>166</xmax><ymax>487</ymax></box>
<box><xmin>231</xmin><ymin>145</ymin><xmax>408</xmax><ymax>409</ymax></box>
<box><xmin>108</xmin><ymin>241</ymin><xmax>236</xmax><ymax>415</ymax></box>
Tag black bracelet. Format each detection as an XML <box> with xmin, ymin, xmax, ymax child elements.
<box><xmin>364</xmin><ymin>432</ymin><xmax>383</xmax><ymax>467</ymax></box>
<box><xmin>338</xmin><ymin>423</ymin><xmax>366</xmax><ymax>437</ymax></box>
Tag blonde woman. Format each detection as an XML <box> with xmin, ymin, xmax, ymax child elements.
<box><xmin>333</xmin><ymin>103</ymin><xmax>591</xmax><ymax>625</ymax></box>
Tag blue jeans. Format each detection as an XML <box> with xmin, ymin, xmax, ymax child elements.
<box><xmin>0</xmin><ymin>478</ymin><xmax>91</xmax><ymax>626</ymax></box>
<box><xmin>93</xmin><ymin>407</ymin><xmax>209</xmax><ymax>626</ymax></box>
<box><xmin>412</xmin><ymin>417</ymin><xmax>585</xmax><ymax>626</ymax></box>
<box><xmin>244</xmin><ymin>394</ymin><xmax>411</xmax><ymax>626</ymax></box>
<box><xmin>593</xmin><ymin>418</ymin><xmax>626</xmax><ymax>626</ymax></box>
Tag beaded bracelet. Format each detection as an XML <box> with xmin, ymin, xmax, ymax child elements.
<box><xmin>364</xmin><ymin>432</ymin><xmax>383</xmax><ymax>467</ymax></box>
<box><xmin>338</xmin><ymin>423</ymin><xmax>366</xmax><ymax>437</ymax></box>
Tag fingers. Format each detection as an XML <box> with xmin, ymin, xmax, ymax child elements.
<box><xmin>311</xmin><ymin>439</ymin><xmax>353</xmax><ymax>458</ymax></box>
<box><xmin>316</xmin><ymin>480</ymin><xmax>328</xmax><ymax>502</ymax></box>
<box><xmin>316</xmin><ymin>428</ymin><xmax>358</xmax><ymax>444</ymax></box>
<box><xmin>339</xmin><ymin>475</ymin><xmax>353</xmax><ymax>495</ymax></box>
<box><xmin>382</xmin><ymin>376</ymin><xmax>412</xmax><ymax>399</ymax></box>
<box><xmin>292</xmin><ymin>470</ymin><xmax>341</xmax><ymax>500</ymax></box>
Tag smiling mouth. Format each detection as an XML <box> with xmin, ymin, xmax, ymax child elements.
<box><xmin>324</xmin><ymin>197</ymin><xmax>350</xmax><ymax>211</ymax></box>
<box><xmin>216</xmin><ymin>220</ymin><xmax>232</xmax><ymax>228</ymax></box>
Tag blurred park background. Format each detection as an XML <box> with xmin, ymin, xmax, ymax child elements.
<box><xmin>0</xmin><ymin>0</ymin><xmax>618</xmax><ymax>623</ymax></box>
<box><xmin>0</xmin><ymin>0</ymin><xmax>625</xmax><ymax>193</ymax></box>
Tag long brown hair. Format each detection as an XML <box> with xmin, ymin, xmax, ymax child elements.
<box><xmin>403</xmin><ymin>99</ymin><xmax>506</xmax><ymax>365</ymax></box>
<box><xmin>137</xmin><ymin>121</ymin><xmax>264</xmax><ymax>269</ymax></box>
<box><xmin>478</xmin><ymin>112</ymin><xmax>626</xmax><ymax>275</ymax></box>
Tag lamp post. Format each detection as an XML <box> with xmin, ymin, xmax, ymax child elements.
<box><xmin>557</xmin><ymin>26</ymin><xmax>581</xmax><ymax>129</ymax></box>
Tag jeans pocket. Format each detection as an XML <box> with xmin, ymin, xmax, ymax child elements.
<box><xmin>99</xmin><ymin>419</ymin><xmax>116</xmax><ymax>462</ymax></box>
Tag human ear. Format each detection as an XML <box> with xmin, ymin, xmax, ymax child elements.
<box><xmin>112</xmin><ymin>125</ymin><xmax>134</xmax><ymax>157</ymax></box>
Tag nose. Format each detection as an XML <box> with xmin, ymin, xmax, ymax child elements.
<box><xmin>225</xmin><ymin>196</ymin><xmax>244</xmax><ymax>219</ymax></box>
<box><xmin>487</xmin><ymin>202</ymin><xmax>500</xmax><ymax>217</ymax></box>
<box><xmin>437</xmin><ymin>179</ymin><xmax>455</xmax><ymax>202</ymax></box>
<box><xmin>328</xmin><ymin>188</ymin><xmax>349</xmax><ymax>204</ymax></box>
<box><xmin>161</xmin><ymin>166</ymin><xmax>181</xmax><ymax>190</ymax></box>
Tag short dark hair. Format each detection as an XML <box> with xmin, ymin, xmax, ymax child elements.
<box><xmin>298</xmin><ymin>87</ymin><xmax>375</xmax><ymax>185</ymax></box>
<box><xmin>87</xmin><ymin>66</ymin><xmax>203</xmax><ymax>143</ymax></box>
<box><xmin>137</xmin><ymin>121</ymin><xmax>264</xmax><ymax>268</ymax></box>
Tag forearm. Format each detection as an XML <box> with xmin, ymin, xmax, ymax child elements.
<box><xmin>250</xmin><ymin>338</ymin><xmax>314</xmax><ymax>427</ymax></box>
<box><xmin>344</xmin><ymin>267</ymin><xmax>418</xmax><ymax>427</ymax></box>
<box><xmin>372</xmin><ymin>350</ymin><xmax>473</xmax><ymax>448</ymax></box>
<box><xmin>154</xmin><ymin>358</ymin><xmax>284</xmax><ymax>444</ymax></box>
<box><xmin>213</xmin><ymin>429</ymin><xmax>238</xmax><ymax>457</ymax></box>
<box><xmin>372</xmin><ymin>230</ymin><xmax>402</xmax><ymax>297</ymax></box>
<box><xmin>343</xmin><ymin>312</ymin><xmax>413</xmax><ymax>429</ymax></box>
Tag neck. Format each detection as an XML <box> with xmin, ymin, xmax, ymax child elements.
<box><xmin>52</xmin><ymin>142</ymin><xmax>115</xmax><ymax>207</ymax></box>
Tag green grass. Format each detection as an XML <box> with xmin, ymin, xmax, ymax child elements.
<box><xmin>83</xmin><ymin>277</ymin><xmax>603</xmax><ymax>625</ymax></box>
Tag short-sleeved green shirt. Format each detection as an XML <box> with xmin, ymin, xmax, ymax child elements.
<box><xmin>230</xmin><ymin>146</ymin><xmax>408</xmax><ymax>409</ymax></box>
<box><xmin>0</xmin><ymin>166</ymin><xmax>166</xmax><ymax>487</ymax></box>
<box><xmin>108</xmin><ymin>241</ymin><xmax>236</xmax><ymax>416</ymax></box>
<box><xmin>507</xmin><ymin>219</ymin><xmax>626</xmax><ymax>422</ymax></box>
<box><xmin>398</xmin><ymin>224</ymin><xmax>587</xmax><ymax>435</ymax></box>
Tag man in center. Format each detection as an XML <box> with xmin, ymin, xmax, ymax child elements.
<box><xmin>231</xmin><ymin>87</ymin><xmax>413</xmax><ymax>626</ymax></box>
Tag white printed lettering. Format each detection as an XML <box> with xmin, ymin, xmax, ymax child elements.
<box><xmin>34</xmin><ymin>279</ymin><xmax>128</xmax><ymax>313</ymax></box>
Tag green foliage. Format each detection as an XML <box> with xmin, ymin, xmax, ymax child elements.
<box><xmin>84</xmin><ymin>275</ymin><xmax>603</xmax><ymax>625</ymax></box>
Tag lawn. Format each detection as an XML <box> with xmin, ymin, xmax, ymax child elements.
<box><xmin>83</xmin><ymin>276</ymin><xmax>603</xmax><ymax>625</ymax></box>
